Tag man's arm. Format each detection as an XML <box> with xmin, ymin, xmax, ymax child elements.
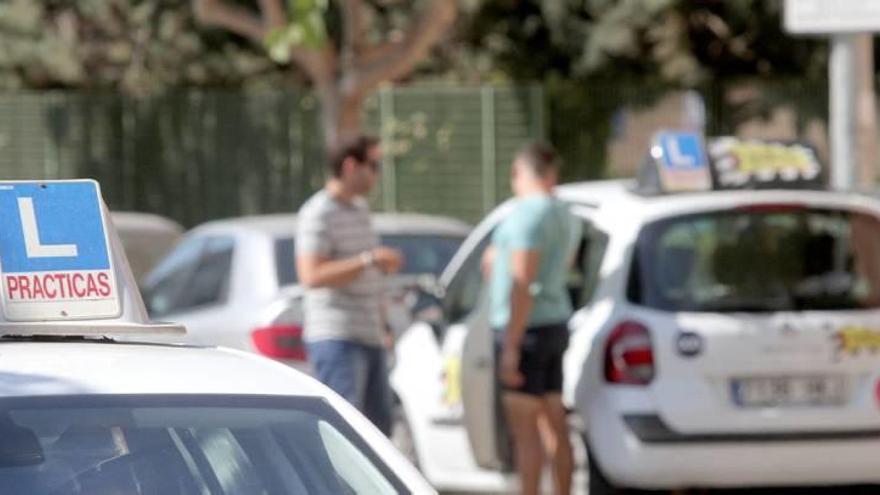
<box><xmin>296</xmin><ymin>252</ymin><xmax>369</xmax><ymax>289</ymax></box>
<box><xmin>504</xmin><ymin>249</ymin><xmax>540</xmax><ymax>349</ymax></box>
<box><xmin>499</xmin><ymin>248</ymin><xmax>540</xmax><ymax>388</ymax></box>
<box><xmin>297</xmin><ymin>247</ymin><xmax>403</xmax><ymax>289</ymax></box>
<box><xmin>481</xmin><ymin>246</ymin><xmax>496</xmax><ymax>279</ymax></box>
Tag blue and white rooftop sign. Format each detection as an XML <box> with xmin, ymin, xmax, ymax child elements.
<box><xmin>651</xmin><ymin>131</ymin><xmax>713</xmax><ymax>192</ymax></box>
<box><xmin>0</xmin><ymin>180</ymin><xmax>120</xmax><ymax>321</ymax></box>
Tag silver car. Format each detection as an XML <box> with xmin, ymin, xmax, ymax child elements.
<box><xmin>109</xmin><ymin>211</ymin><xmax>183</xmax><ymax>284</ymax></box>
<box><xmin>141</xmin><ymin>213</ymin><xmax>470</xmax><ymax>369</ymax></box>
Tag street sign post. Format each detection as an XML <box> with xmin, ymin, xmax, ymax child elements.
<box><xmin>784</xmin><ymin>0</ymin><xmax>879</xmax><ymax>190</ymax></box>
<box><xmin>785</xmin><ymin>1</ymin><xmax>880</xmax><ymax>34</ymax></box>
<box><xmin>0</xmin><ymin>180</ymin><xmax>121</xmax><ymax>321</ymax></box>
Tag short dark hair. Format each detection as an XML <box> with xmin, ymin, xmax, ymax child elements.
<box><xmin>515</xmin><ymin>141</ymin><xmax>561</xmax><ymax>177</ymax></box>
<box><xmin>327</xmin><ymin>135</ymin><xmax>380</xmax><ymax>178</ymax></box>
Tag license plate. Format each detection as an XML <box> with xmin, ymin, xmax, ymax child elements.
<box><xmin>731</xmin><ymin>376</ymin><xmax>848</xmax><ymax>408</ymax></box>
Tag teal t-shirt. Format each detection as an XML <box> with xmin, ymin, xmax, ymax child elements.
<box><xmin>489</xmin><ymin>195</ymin><xmax>580</xmax><ymax>330</ymax></box>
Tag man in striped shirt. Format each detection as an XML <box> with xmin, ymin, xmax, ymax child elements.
<box><xmin>295</xmin><ymin>135</ymin><xmax>403</xmax><ymax>435</ymax></box>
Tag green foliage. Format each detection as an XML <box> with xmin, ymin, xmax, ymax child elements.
<box><xmin>0</xmin><ymin>0</ymin><xmax>281</xmax><ymax>94</ymax></box>
<box><xmin>465</xmin><ymin>0</ymin><xmax>826</xmax><ymax>84</ymax></box>
<box><xmin>462</xmin><ymin>0</ymin><xmax>831</xmax><ymax>178</ymax></box>
<box><xmin>265</xmin><ymin>0</ymin><xmax>328</xmax><ymax>63</ymax></box>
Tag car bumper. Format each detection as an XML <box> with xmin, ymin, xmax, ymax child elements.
<box><xmin>589</xmin><ymin>408</ymin><xmax>880</xmax><ymax>489</ymax></box>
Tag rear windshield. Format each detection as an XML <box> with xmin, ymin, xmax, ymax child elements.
<box><xmin>274</xmin><ymin>234</ymin><xmax>464</xmax><ymax>286</ymax></box>
<box><xmin>628</xmin><ymin>207</ymin><xmax>880</xmax><ymax>312</ymax></box>
<box><xmin>0</xmin><ymin>394</ymin><xmax>407</xmax><ymax>495</ymax></box>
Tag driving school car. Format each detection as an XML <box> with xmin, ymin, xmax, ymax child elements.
<box><xmin>0</xmin><ymin>180</ymin><xmax>435</xmax><ymax>495</ymax></box>
<box><xmin>391</xmin><ymin>132</ymin><xmax>880</xmax><ymax>493</ymax></box>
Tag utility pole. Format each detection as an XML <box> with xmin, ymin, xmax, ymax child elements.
<box><xmin>829</xmin><ymin>34</ymin><xmax>858</xmax><ymax>190</ymax></box>
<box><xmin>785</xmin><ymin>1</ymin><xmax>880</xmax><ymax>191</ymax></box>
<box><xmin>856</xmin><ymin>35</ymin><xmax>877</xmax><ymax>188</ymax></box>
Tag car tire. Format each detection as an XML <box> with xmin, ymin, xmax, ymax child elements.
<box><xmin>391</xmin><ymin>401</ymin><xmax>420</xmax><ymax>468</ymax></box>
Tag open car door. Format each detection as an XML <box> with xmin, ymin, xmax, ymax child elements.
<box><xmin>458</xmin><ymin>202</ymin><xmax>597</xmax><ymax>470</ymax></box>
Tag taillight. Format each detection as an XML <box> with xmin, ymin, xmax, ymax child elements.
<box><xmin>604</xmin><ymin>320</ymin><xmax>655</xmax><ymax>385</ymax></box>
<box><xmin>251</xmin><ymin>325</ymin><xmax>307</xmax><ymax>361</ymax></box>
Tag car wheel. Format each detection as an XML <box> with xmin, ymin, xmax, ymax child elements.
<box><xmin>391</xmin><ymin>402</ymin><xmax>419</xmax><ymax>468</ymax></box>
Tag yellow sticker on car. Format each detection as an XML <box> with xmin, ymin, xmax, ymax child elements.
<box><xmin>834</xmin><ymin>326</ymin><xmax>880</xmax><ymax>355</ymax></box>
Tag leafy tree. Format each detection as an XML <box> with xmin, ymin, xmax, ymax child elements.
<box><xmin>462</xmin><ymin>0</ymin><xmax>830</xmax><ymax>178</ymax></box>
<box><xmin>0</xmin><ymin>0</ymin><xmax>280</xmax><ymax>94</ymax></box>
<box><xmin>192</xmin><ymin>0</ymin><xmax>458</xmax><ymax>149</ymax></box>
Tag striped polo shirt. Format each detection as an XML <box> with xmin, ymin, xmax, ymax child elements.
<box><xmin>295</xmin><ymin>190</ymin><xmax>385</xmax><ymax>346</ymax></box>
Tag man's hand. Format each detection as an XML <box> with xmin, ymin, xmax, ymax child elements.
<box><xmin>499</xmin><ymin>345</ymin><xmax>524</xmax><ymax>388</ymax></box>
<box><xmin>372</xmin><ymin>247</ymin><xmax>404</xmax><ymax>274</ymax></box>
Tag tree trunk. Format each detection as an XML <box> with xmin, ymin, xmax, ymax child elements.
<box><xmin>317</xmin><ymin>87</ymin><xmax>365</xmax><ymax>151</ymax></box>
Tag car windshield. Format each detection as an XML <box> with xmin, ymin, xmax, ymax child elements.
<box><xmin>275</xmin><ymin>234</ymin><xmax>463</xmax><ymax>286</ymax></box>
<box><xmin>0</xmin><ymin>395</ymin><xmax>408</xmax><ymax>495</ymax></box>
<box><xmin>629</xmin><ymin>207</ymin><xmax>880</xmax><ymax>312</ymax></box>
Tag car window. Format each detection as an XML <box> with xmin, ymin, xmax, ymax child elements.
<box><xmin>629</xmin><ymin>207</ymin><xmax>880</xmax><ymax>312</ymax></box>
<box><xmin>380</xmin><ymin>235</ymin><xmax>464</xmax><ymax>276</ymax></box>
<box><xmin>142</xmin><ymin>237</ymin><xmax>206</xmax><ymax>316</ymax></box>
<box><xmin>0</xmin><ymin>395</ymin><xmax>408</xmax><ymax>495</ymax></box>
<box><xmin>444</xmin><ymin>235</ymin><xmax>492</xmax><ymax>322</ymax></box>
<box><xmin>569</xmin><ymin>221</ymin><xmax>609</xmax><ymax>308</ymax></box>
<box><xmin>144</xmin><ymin>236</ymin><xmax>235</xmax><ymax>317</ymax></box>
<box><xmin>181</xmin><ymin>237</ymin><xmax>235</xmax><ymax>309</ymax></box>
<box><xmin>275</xmin><ymin>238</ymin><xmax>297</xmax><ymax>286</ymax></box>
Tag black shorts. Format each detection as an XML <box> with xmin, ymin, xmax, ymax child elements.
<box><xmin>494</xmin><ymin>322</ymin><xmax>570</xmax><ymax>396</ymax></box>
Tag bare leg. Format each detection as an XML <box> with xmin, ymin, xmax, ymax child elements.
<box><xmin>541</xmin><ymin>393</ymin><xmax>573</xmax><ymax>495</ymax></box>
<box><xmin>503</xmin><ymin>392</ymin><xmax>545</xmax><ymax>495</ymax></box>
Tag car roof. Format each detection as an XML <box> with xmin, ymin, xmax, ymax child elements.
<box><xmin>555</xmin><ymin>180</ymin><xmax>880</xmax><ymax>222</ymax></box>
<box><xmin>109</xmin><ymin>211</ymin><xmax>184</xmax><ymax>235</ymax></box>
<box><xmin>0</xmin><ymin>341</ymin><xmax>326</xmax><ymax>398</ymax></box>
<box><xmin>190</xmin><ymin>212</ymin><xmax>472</xmax><ymax>238</ymax></box>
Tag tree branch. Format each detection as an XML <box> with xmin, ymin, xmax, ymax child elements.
<box><xmin>291</xmin><ymin>46</ymin><xmax>337</xmax><ymax>87</ymax></box>
<box><xmin>192</xmin><ymin>0</ymin><xmax>336</xmax><ymax>88</ymax></box>
<box><xmin>192</xmin><ymin>0</ymin><xmax>267</xmax><ymax>42</ymax></box>
<box><xmin>258</xmin><ymin>0</ymin><xmax>287</xmax><ymax>31</ymax></box>
<box><xmin>345</xmin><ymin>0</ymin><xmax>457</xmax><ymax>95</ymax></box>
<box><xmin>341</xmin><ymin>0</ymin><xmax>366</xmax><ymax>70</ymax></box>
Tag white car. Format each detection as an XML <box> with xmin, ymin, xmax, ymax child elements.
<box><xmin>392</xmin><ymin>138</ymin><xmax>880</xmax><ymax>493</ymax></box>
<box><xmin>140</xmin><ymin>213</ymin><xmax>470</xmax><ymax>369</ymax></box>
<box><xmin>0</xmin><ymin>180</ymin><xmax>435</xmax><ymax>495</ymax></box>
<box><xmin>109</xmin><ymin>211</ymin><xmax>183</xmax><ymax>284</ymax></box>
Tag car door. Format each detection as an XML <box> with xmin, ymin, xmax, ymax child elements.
<box><xmin>457</xmin><ymin>204</ymin><xmax>601</xmax><ymax>470</ymax></box>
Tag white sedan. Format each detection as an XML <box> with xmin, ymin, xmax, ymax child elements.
<box><xmin>0</xmin><ymin>340</ymin><xmax>437</xmax><ymax>495</ymax></box>
<box><xmin>140</xmin><ymin>213</ymin><xmax>469</xmax><ymax>369</ymax></box>
<box><xmin>0</xmin><ymin>180</ymin><xmax>435</xmax><ymax>495</ymax></box>
<box><xmin>393</xmin><ymin>177</ymin><xmax>880</xmax><ymax>494</ymax></box>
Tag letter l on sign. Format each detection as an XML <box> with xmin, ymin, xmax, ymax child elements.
<box><xmin>18</xmin><ymin>197</ymin><xmax>78</xmax><ymax>258</ymax></box>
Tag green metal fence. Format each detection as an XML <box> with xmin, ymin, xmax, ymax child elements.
<box><xmin>0</xmin><ymin>80</ymin><xmax>839</xmax><ymax>227</ymax></box>
<box><xmin>0</xmin><ymin>85</ymin><xmax>544</xmax><ymax>226</ymax></box>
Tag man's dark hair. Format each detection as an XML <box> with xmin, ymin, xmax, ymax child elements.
<box><xmin>515</xmin><ymin>141</ymin><xmax>561</xmax><ymax>177</ymax></box>
<box><xmin>327</xmin><ymin>135</ymin><xmax>380</xmax><ymax>178</ymax></box>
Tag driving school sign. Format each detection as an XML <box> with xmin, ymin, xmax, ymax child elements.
<box><xmin>0</xmin><ymin>180</ymin><xmax>120</xmax><ymax>321</ymax></box>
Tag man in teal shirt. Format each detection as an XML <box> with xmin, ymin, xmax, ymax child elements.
<box><xmin>486</xmin><ymin>142</ymin><xmax>579</xmax><ymax>495</ymax></box>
